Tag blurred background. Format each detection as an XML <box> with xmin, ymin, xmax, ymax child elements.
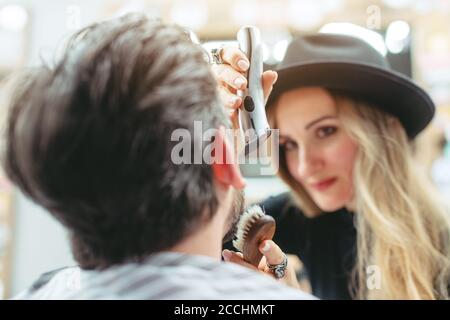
<box><xmin>1</xmin><ymin>0</ymin><xmax>450</xmax><ymax>299</ymax></box>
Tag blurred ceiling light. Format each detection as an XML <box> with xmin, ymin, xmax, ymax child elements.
<box><xmin>259</xmin><ymin>27</ymin><xmax>292</xmax><ymax>65</ymax></box>
<box><xmin>429</xmin><ymin>85</ymin><xmax>450</xmax><ymax>108</ymax></box>
<box><xmin>429</xmin><ymin>33</ymin><xmax>449</xmax><ymax>55</ymax></box>
<box><xmin>320</xmin><ymin>22</ymin><xmax>387</xmax><ymax>56</ymax></box>
<box><xmin>261</xmin><ymin>42</ymin><xmax>269</xmax><ymax>63</ymax></box>
<box><xmin>413</xmin><ymin>0</ymin><xmax>435</xmax><ymax>14</ymax></box>
<box><xmin>113</xmin><ymin>0</ymin><xmax>160</xmax><ymax>19</ymax></box>
<box><xmin>322</xmin><ymin>0</ymin><xmax>343</xmax><ymax>13</ymax></box>
<box><xmin>288</xmin><ymin>0</ymin><xmax>325</xmax><ymax>30</ymax></box>
<box><xmin>169</xmin><ymin>0</ymin><xmax>208</xmax><ymax>31</ymax></box>
<box><xmin>230</xmin><ymin>0</ymin><xmax>258</xmax><ymax>25</ymax></box>
<box><xmin>446</xmin><ymin>127</ymin><xmax>450</xmax><ymax>143</ymax></box>
<box><xmin>273</xmin><ymin>39</ymin><xmax>290</xmax><ymax>62</ymax></box>
<box><xmin>382</xmin><ymin>0</ymin><xmax>414</xmax><ymax>9</ymax></box>
<box><xmin>385</xmin><ymin>20</ymin><xmax>410</xmax><ymax>54</ymax></box>
<box><xmin>0</xmin><ymin>4</ymin><xmax>28</xmax><ymax>31</ymax></box>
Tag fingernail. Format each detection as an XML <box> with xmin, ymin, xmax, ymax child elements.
<box><xmin>230</xmin><ymin>96</ymin><xmax>240</xmax><ymax>106</ymax></box>
<box><xmin>222</xmin><ymin>250</ymin><xmax>232</xmax><ymax>260</ymax></box>
<box><xmin>261</xmin><ymin>241</ymin><xmax>270</xmax><ymax>253</ymax></box>
<box><xmin>234</xmin><ymin>77</ymin><xmax>246</xmax><ymax>88</ymax></box>
<box><xmin>272</xmin><ymin>71</ymin><xmax>278</xmax><ymax>84</ymax></box>
<box><xmin>237</xmin><ymin>60</ymin><xmax>249</xmax><ymax>71</ymax></box>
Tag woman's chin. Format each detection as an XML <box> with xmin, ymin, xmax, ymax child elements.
<box><xmin>313</xmin><ymin>196</ymin><xmax>349</xmax><ymax>213</ymax></box>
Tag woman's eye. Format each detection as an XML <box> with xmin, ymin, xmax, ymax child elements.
<box><xmin>317</xmin><ymin>126</ymin><xmax>337</xmax><ymax>138</ymax></box>
<box><xmin>281</xmin><ymin>140</ymin><xmax>297</xmax><ymax>151</ymax></box>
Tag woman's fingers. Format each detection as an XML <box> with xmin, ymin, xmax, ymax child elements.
<box><xmin>218</xmin><ymin>87</ymin><xmax>242</xmax><ymax>112</ymax></box>
<box><xmin>220</xmin><ymin>45</ymin><xmax>250</xmax><ymax>72</ymax></box>
<box><xmin>223</xmin><ymin>247</ymin><xmax>300</xmax><ymax>289</ymax></box>
<box><xmin>262</xmin><ymin>70</ymin><xmax>278</xmax><ymax>102</ymax></box>
<box><xmin>211</xmin><ymin>45</ymin><xmax>278</xmax><ymax>111</ymax></box>
<box><xmin>214</xmin><ymin>69</ymin><xmax>277</xmax><ymax>111</ymax></box>
<box><xmin>213</xmin><ymin>63</ymin><xmax>277</xmax><ymax>99</ymax></box>
<box><xmin>217</xmin><ymin>86</ymin><xmax>241</xmax><ymax>131</ymax></box>
<box><xmin>259</xmin><ymin>240</ymin><xmax>285</xmax><ymax>266</ymax></box>
<box><xmin>211</xmin><ymin>46</ymin><xmax>278</xmax><ymax>129</ymax></box>
<box><xmin>211</xmin><ymin>64</ymin><xmax>247</xmax><ymax>90</ymax></box>
<box><xmin>258</xmin><ymin>240</ymin><xmax>301</xmax><ymax>289</ymax></box>
<box><xmin>222</xmin><ymin>249</ymin><xmax>258</xmax><ymax>271</ymax></box>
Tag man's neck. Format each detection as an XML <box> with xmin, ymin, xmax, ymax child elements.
<box><xmin>168</xmin><ymin>215</ymin><xmax>224</xmax><ymax>261</ymax></box>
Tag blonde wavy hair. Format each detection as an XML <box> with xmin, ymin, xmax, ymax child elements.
<box><xmin>268</xmin><ymin>90</ymin><xmax>450</xmax><ymax>299</ymax></box>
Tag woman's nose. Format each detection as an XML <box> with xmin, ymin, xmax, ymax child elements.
<box><xmin>296</xmin><ymin>146</ymin><xmax>323</xmax><ymax>179</ymax></box>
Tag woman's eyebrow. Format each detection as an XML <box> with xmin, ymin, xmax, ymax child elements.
<box><xmin>305</xmin><ymin>115</ymin><xmax>337</xmax><ymax>130</ymax></box>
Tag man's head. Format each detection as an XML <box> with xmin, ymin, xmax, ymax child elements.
<box><xmin>4</xmin><ymin>14</ymin><xmax>245</xmax><ymax>269</ymax></box>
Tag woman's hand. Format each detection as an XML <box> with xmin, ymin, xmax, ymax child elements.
<box><xmin>210</xmin><ymin>45</ymin><xmax>278</xmax><ymax>126</ymax></box>
<box><xmin>222</xmin><ymin>240</ymin><xmax>301</xmax><ymax>290</ymax></box>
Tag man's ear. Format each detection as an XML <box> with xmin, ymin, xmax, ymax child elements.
<box><xmin>211</xmin><ymin>126</ymin><xmax>246</xmax><ymax>190</ymax></box>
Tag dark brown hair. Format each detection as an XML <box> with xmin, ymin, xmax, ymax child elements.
<box><xmin>3</xmin><ymin>14</ymin><xmax>227</xmax><ymax>269</ymax></box>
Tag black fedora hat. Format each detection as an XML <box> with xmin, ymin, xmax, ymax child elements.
<box><xmin>267</xmin><ymin>34</ymin><xmax>435</xmax><ymax>139</ymax></box>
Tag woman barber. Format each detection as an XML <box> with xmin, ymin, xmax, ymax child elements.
<box><xmin>215</xmin><ymin>34</ymin><xmax>450</xmax><ymax>299</ymax></box>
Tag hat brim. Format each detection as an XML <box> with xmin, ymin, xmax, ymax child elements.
<box><xmin>267</xmin><ymin>62</ymin><xmax>435</xmax><ymax>138</ymax></box>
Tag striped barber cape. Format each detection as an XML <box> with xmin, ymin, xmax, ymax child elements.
<box><xmin>13</xmin><ymin>252</ymin><xmax>316</xmax><ymax>300</ymax></box>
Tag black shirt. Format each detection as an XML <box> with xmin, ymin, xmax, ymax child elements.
<box><xmin>224</xmin><ymin>192</ymin><xmax>357</xmax><ymax>300</ymax></box>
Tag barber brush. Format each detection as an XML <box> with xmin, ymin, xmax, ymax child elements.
<box><xmin>237</xmin><ymin>26</ymin><xmax>272</xmax><ymax>156</ymax></box>
<box><xmin>232</xmin><ymin>205</ymin><xmax>276</xmax><ymax>267</ymax></box>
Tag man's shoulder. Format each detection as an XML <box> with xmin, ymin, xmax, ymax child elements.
<box><xmin>14</xmin><ymin>253</ymin><xmax>316</xmax><ymax>300</ymax></box>
<box><xmin>209</xmin><ymin>261</ymin><xmax>315</xmax><ymax>300</ymax></box>
<box><xmin>129</xmin><ymin>253</ymin><xmax>315</xmax><ymax>299</ymax></box>
<box><xmin>13</xmin><ymin>266</ymin><xmax>81</xmax><ymax>300</ymax></box>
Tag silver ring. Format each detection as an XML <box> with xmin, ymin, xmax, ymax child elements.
<box><xmin>210</xmin><ymin>47</ymin><xmax>224</xmax><ymax>64</ymax></box>
<box><xmin>267</xmin><ymin>253</ymin><xmax>288</xmax><ymax>279</ymax></box>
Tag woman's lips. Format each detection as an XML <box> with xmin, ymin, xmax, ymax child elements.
<box><xmin>309</xmin><ymin>177</ymin><xmax>337</xmax><ymax>191</ymax></box>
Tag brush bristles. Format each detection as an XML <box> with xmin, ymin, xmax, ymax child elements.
<box><xmin>232</xmin><ymin>205</ymin><xmax>265</xmax><ymax>252</ymax></box>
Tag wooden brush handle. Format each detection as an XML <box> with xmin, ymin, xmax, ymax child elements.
<box><xmin>242</xmin><ymin>215</ymin><xmax>276</xmax><ymax>267</ymax></box>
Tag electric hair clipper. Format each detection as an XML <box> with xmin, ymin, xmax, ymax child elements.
<box><xmin>237</xmin><ymin>26</ymin><xmax>272</xmax><ymax>156</ymax></box>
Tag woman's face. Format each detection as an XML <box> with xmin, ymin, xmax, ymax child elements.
<box><xmin>276</xmin><ymin>87</ymin><xmax>358</xmax><ymax>212</ymax></box>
